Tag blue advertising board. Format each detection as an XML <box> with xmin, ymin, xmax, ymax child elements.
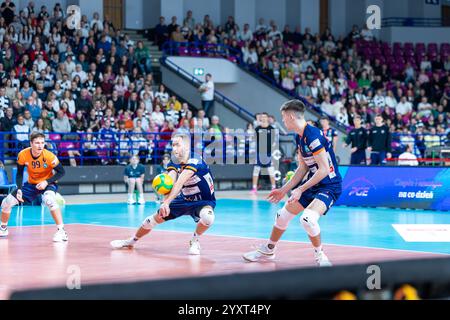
<box><xmin>337</xmin><ymin>167</ymin><xmax>450</xmax><ymax>211</ymax></box>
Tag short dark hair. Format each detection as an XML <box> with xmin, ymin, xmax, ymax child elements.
<box><xmin>280</xmin><ymin>100</ymin><xmax>306</xmax><ymax>118</ymax></box>
<box><xmin>30</xmin><ymin>132</ymin><xmax>45</xmax><ymax>142</ymax></box>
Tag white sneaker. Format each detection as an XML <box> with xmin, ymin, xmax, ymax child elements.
<box><xmin>110</xmin><ymin>238</ymin><xmax>135</xmax><ymax>249</ymax></box>
<box><xmin>138</xmin><ymin>196</ymin><xmax>146</xmax><ymax>205</ymax></box>
<box><xmin>189</xmin><ymin>239</ymin><xmax>201</xmax><ymax>255</ymax></box>
<box><xmin>0</xmin><ymin>227</ymin><xmax>8</xmax><ymax>238</ymax></box>
<box><xmin>53</xmin><ymin>229</ymin><xmax>68</xmax><ymax>243</ymax></box>
<box><xmin>242</xmin><ymin>244</ymin><xmax>275</xmax><ymax>262</ymax></box>
<box><xmin>315</xmin><ymin>250</ymin><xmax>332</xmax><ymax>267</ymax></box>
<box><xmin>127</xmin><ymin>195</ymin><xmax>136</xmax><ymax>205</ymax></box>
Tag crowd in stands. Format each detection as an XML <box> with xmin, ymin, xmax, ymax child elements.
<box><xmin>155</xmin><ymin>11</ymin><xmax>450</xmax><ymax>160</ymax></box>
<box><xmin>0</xmin><ymin>1</ymin><xmax>230</xmax><ymax>166</ymax></box>
<box><xmin>0</xmin><ymin>2</ymin><xmax>449</xmax><ymax>167</ymax></box>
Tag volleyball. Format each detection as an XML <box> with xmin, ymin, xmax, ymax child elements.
<box><xmin>152</xmin><ymin>174</ymin><xmax>174</xmax><ymax>195</ymax></box>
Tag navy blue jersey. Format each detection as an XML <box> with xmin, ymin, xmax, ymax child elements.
<box><xmin>296</xmin><ymin>124</ymin><xmax>342</xmax><ymax>187</ymax></box>
<box><xmin>322</xmin><ymin>128</ymin><xmax>338</xmax><ymax>149</ymax></box>
<box><xmin>124</xmin><ymin>164</ymin><xmax>145</xmax><ymax>178</ymax></box>
<box><xmin>167</xmin><ymin>157</ymin><xmax>216</xmax><ymax>204</ymax></box>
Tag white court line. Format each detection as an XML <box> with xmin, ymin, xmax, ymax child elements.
<box><xmin>393</xmin><ymin>224</ymin><xmax>450</xmax><ymax>243</ymax></box>
<box><xmin>37</xmin><ymin>222</ymin><xmax>447</xmax><ymax>256</ymax></box>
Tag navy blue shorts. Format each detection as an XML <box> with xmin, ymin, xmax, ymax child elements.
<box><xmin>299</xmin><ymin>184</ymin><xmax>342</xmax><ymax>215</ymax></box>
<box><xmin>161</xmin><ymin>197</ymin><xmax>216</xmax><ymax>222</ymax></box>
<box><xmin>16</xmin><ymin>182</ymin><xmax>58</xmax><ymax>204</ymax></box>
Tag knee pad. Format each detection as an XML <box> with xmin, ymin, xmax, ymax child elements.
<box><xmin>274</xmin><ymin>207</ymin><xmax>296</xmax><ymax>231</ymax></box>
<box><xmin>142</xmin><ymin>215</ymin><xmax>159</xmax><ymax>230</ymax></box>
<box><xmin>300</xmin><ymin>209</ymin><xmax>321</xmax><ymax>237</ymax></box>
<box><xmin>253</xmin><ymin>166</ymin><xmax>261</xmax><ymax>177</ymax></box>
<box><xmin>199</xmin><ymin>207</ymin><xmax>215</xmax><ymax>227</ymax></box>
<box><xmin>1</xmin><ymin>194</ymin><xmax>19</xmax><ymax>214</ymax></box>
<box><xmin>43</xmin><ymin>191</ymin><xmax>59</xmax><ymax>211</ymax></box>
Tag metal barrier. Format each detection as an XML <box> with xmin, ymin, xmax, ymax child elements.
<box><xmin>0</xmin><ymin>131</ymin><xmax>297</xmax><ymax>167</ymax></box>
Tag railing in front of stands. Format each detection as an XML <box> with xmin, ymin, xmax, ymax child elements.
<box><xmin>0</xmin><ymin>131</ymin><xmax>296</xmax><ymax>166</ymax></box>
<box><xmin>161</xmin><ymin>56</ymin><xmax>255</xmax><ymax>121</ymax></box>
<box><xmin>382</xmin><ymin>17</ymin><xmax>450</xmax><ymax>28</ymax></box>
<box><xmin>1</xmin><ymin>131</ymin><xmax>449</xmax><ymax>167</ymax></box>
<box><xmin>161</xmin><ymin>41</ymin><xmax>349</xmax><ymax>131</ymax></box>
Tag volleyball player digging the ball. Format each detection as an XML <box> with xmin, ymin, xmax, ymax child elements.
<box><xmin>243</xmin><ymin>100</ymin><xmax>342</xmax><ymax>266</ymax></box>
<box><xmin>111</xmin><ymin>134</ymin><xmax>216</xmax><ymax>255</ymax></box>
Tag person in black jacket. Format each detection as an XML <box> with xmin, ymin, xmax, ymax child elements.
<box><xmin>344</xmin><ymin>115</ymin><xmax>368</xmax><ymax>165</ymax></box>
<box><xmin>367</xmin><ymin>114</ymin><xmax>392</xmax><ymax>165</ymax></box>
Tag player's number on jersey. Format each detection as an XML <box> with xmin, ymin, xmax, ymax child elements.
<box><xmin>32</xmin><ymin>161</ymin><xmax>41</xmax><ymax>169</ymax></box>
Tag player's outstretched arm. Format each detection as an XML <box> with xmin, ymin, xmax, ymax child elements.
<box><xmin>268</xmin><ymin>153</ymin><xmax>308</xmax><ymax>204</ymax></box>
<box><xmin>159</xmin><ymin>169</ymin><xmax>195</xmax><ymax>217</ymax></box>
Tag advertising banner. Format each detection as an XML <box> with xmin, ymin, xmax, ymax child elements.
<box><xmin>336</xmin><ymin>167</ymin><xmax>450</xmax><ymax>211</ymax></box>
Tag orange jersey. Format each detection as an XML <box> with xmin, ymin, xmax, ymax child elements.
<box><xmin>17</xmin><ymin>148</ymin><xmax>60</xmax><ymax>184</ymax></box>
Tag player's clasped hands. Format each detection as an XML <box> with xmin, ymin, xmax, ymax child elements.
<box><xmin>159</xmin><ymin>202</ymin><xmax>171</xmax><ymax>218</ymax></box>
<box><xmin>16</xmin><ymin>189</ymin><xmax>24</xmax><ymax>203</ymax></box>
<box><xmin>267</xmin><ymin>188</ymin><xmax>287</xmax><ymax>204</ymax></box>
<box><xmin>287</xmin><ymin>188</ymin><xmax>302</xmax><ymax>205</ymax></box>
<box><xmin>36</xmin><ymin>181</ymin><xmax>48</xmax><ymax>191</ymax></box>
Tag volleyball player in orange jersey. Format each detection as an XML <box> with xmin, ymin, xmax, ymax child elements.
<box><xmin>0</xmin><ymin>132</ymin><xmax>68</xmax><ymax>242</ymax></box>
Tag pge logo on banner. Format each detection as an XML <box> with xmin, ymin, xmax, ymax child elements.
<box><xmin>349</xmin><ymin>187</ymin><xmax>370</xmax><ymax>197</ymax></box>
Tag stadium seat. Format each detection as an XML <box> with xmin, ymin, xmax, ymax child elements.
<box><xmin>0</xmin><ymin>169</ymin><xmax>16</xmax><ymax>193</ymax></box>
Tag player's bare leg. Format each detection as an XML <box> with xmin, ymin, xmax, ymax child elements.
<box><xmin>0</xmin><ymin>210</ymin><xmax>11</xmax><ymax>237</ymax></box>
<box><xmin>44</xmin><ymin>191</ymin><xmax>68</xmax><ymax>242</ymax></box>
<box><xmin>0</xmin><ymin>194</ymin><xmax>19</xmax><ymax>237</ymax></box>
<box><xmin>243</xmin><ymin>201</ymin><xmax>303</xmax><ymax>262</ymax></box>
<box><xmin>189</xmin><ymin>206</ymin><xmax>215</xmax><ymax>255</ymax></box>
<box><xmin>302</xmin><ymin>199</ymin><xmax>331</xmax><ymax>267</ymax></box>
<box><xmin>110</xmin><ymin>213</ymin><xmax>165</xmax><ymax>249</ymax></box>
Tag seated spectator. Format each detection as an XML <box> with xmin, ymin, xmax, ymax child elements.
<box><xmin>398</xmin><ymin>144</ymin><xmax>419</xmax><ymax>166</ymax></box>
<box><xmin>13</xmin><ymin>114</ymin><xmax>31</xmax><ymax>151</ymax></box>
<box><xmin>52</xmin><ymin>110</ymin><xmax>71</xmax><ymax>134</ymax></box>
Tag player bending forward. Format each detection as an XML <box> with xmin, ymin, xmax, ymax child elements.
<box><xmin>1</xmin><ymin>132</ymin><xmax>68</xmax><ymax>242</ymax></box>
<box><xmin>111</xmin><ymin>134</ymin><xmax>216</xmax><ymax>255</ymax></box>
<box><xmin>243</xmin><ymin>100</ymin><xmax>342</xmax><ymax>266</ymax></box>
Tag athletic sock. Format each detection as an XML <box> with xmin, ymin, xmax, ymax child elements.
<box><xmin>267</xmin><ymin>239</ymin><xmax>277</xmax><ymax>250</ymax></box>
<box><xmin>130</xmin><ymin>236</ymin><xmax>140</xmax><ymax>244</ymax></box>
<box><xmin>57</xmin><ymin>224</ymin><xmax>64</xmax><ymax>231</ymax></box>
<box><xmin>192</xmin><ymin>232</ymin><xmax>200</xmax><ymax>241</ymax></box>
<box><xmin>252</xmin><ymin>185</ymin><xmax>257</xmax><ymax>190</ymax></box>
<box><xmin>314</xmin><ymin>245</ymin><xmax>323</xmax><ymax>253</ymax></box>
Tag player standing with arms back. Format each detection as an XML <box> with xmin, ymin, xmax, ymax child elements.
<box><xmin>111</xmin><ymin>134</ymin><xmax>216</xmax><ymax>255</ymax></box>
<box><xmin>0</xmin><ymin>132</ymin><xmax>68</xmax><ymax>242</ymax></box>
<box><xmin>243</xmin><ymin>100</ymin><xmax>342</xmax><ymax>266</ymax></box>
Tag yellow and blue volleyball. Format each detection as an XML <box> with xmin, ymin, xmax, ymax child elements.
<box><xmin>152</xmin><ymin>173</ymin><xmax>174</xmax><ymax>195</ymax></box>
<box><xmin>285</xmin><ymin>171</ymin><xmax>295</xmax><ymax>182</ymax></box>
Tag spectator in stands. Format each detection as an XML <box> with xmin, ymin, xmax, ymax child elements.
<box><xmin>13</xmin><ymin>114</ymin><xmax>29</xmax><ymax>151</ymax></box>
<box><xmin>135</xmin><ymin>41</ymin><xmax>152</xmax><ymax>75</ymax></box>
<box><xmin>1</xmin><ymin>0</ymin><xmax>16</xmax><ymax>25</ymax></box>
<box><xmin>398</xmin><ymin>144</ymin><xmax>419</xmax><ymax>166</ymax></box>
<box><xmin>22</xmin><ymin>109</ymin><xmax>34</xmax><ymax>129</ymax></box>
<box><xmin>198</xmin><ymin>73</ymin><xmax>214</xmax><ymax>117</ymax></box>
<box><xmin>52</xmin><ymin>110</ymin><xmax>71</xmax><ymax>134</ymax></box>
